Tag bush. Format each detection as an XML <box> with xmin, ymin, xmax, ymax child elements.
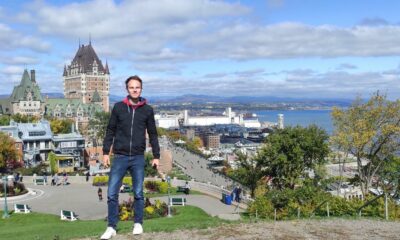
<box><xmin>92</xmin><ymin>176</ymin><xmax>132</xmax><ymax>186</ymax></box>
<box><xmin>157</xmin><ymin>181</ymin><xmax>169</xmax><ymax>194</ymax></box>
<box><xmin>144</xmin><ymin>181</ymin><xmax>158</xmax><ymax>192</ymax></box>
<box><xmin>122</xmin><ymin>177</ymin><xmax>132</xmax><ymax>186</ymax></box>
<box><xmin>15</xmin><ymin>164</ymin><xmax>48</xmax><ymax>176</ymax></box>
<box><xmin>248</xmin><ymin>196</ymin><xmax>274</xmax><ymax>218</ymax></box>
<box><xmin>0</xmin><ymin>182</ymin><xmax>28</xmax><ymax>197</ymax></box>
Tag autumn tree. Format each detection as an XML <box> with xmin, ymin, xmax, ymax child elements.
<box><xmin>0</xmin><ymin>132</ymin><xmax>21</xmax><ymax>172</ymax></box>
<box><xmin>331</xmin><ymin>92</ymin><xmax>400</xmax><ymax>196</ymax></box>
<box><xmin>258</xmin><ymin>125</ymin><xmax>330</xmax><ymax>189</ymax></box>
<box><xmin>48</xmin><ymin>152</ymin><xmax>58</xmax><ymax>174</ymax></box>
<box><xmin>50</xmin><ymin>118</ymin><xmax>74</xmax><ymax>134</ymax></box>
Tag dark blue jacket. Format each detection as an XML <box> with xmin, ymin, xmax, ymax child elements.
<box><xmin>102</xmin><ymin>97</ymin><xmax>160</xmax><ymax>158</ymax></box>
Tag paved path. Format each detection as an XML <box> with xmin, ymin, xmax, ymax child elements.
<box><xmin>160</xmin><ymin>138</ymin><xmax>236</xmax><ymax>189</ymax></box>
<box><xmin>0</xmin><ymin>181</ymin><xmax>242</xmax><ymax>220</ymax></box>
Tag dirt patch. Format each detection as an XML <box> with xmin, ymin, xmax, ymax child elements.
<box><xmin>78</xmin><ymin>219</ymin><xmax>400</xmax><ymax>240</ymax></box>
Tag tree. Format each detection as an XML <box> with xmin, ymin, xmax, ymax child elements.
<box><xmin>88</xmin><ymin>111</ymin><xmax>111</xmax><ymax>146</ymax></box>
<box><xmin>11</xmin><ymin>113</ymin><xmax>39</xmax><ymax>123</ymax></box>
<box><xmin>192</xmin><ymin>136</ymin><xmax>203</xmax><ymax>149</ymax></box>
<box><xmin>231</xmin><ymin>152</ymin><xmax>266</xmax><ymax>198</ymax></box>
<box><xmin>145</xmin><ymin>152</ymin><xmax>158</xmax><ymax>177</ymax></box>
<box><xmin>376</xmin><ymin>155</ymin><xmax>400</xmax><ymax>197</ymax></box>
<box><xmin>50</xmin><ymin>118</ymin><xmax>74</xmax><ymax>134</ymax></box>
<box><xmin>156</xmin><ymin>127</ymin><xmax>167</xmax><ymax>136</ymax></box>
<box><xmin>331</xmin><ymin>92</ymin><xmax>400</xmax><ymax>196</ymax></box>
<box><xmin>258</xmin><ymin>125</ymin><xmax>330</xmax><ymax>189</ymax></box>
<box><xmin>0</xmin><ymin>115</ymin><xmax>10</xmax><ymax>126</ymax></box>
<box><xmin>48</xmin><ymin>152</ymin><xmax>58</xmax><ymax>174</ymax></box>
<box><xmin>0</xmin><ymin>132</ymin><xmax>21</xmax><ymax>172</ymax></box>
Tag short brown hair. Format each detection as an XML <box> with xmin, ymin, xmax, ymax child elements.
<box><xmin>125</xmin><ymin>75</ymin><xmax>142</xmax><ymax>89</ymax></box>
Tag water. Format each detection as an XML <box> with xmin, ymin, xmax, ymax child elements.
<box><xmin>255</xmin><ymin>109</ymin><xmax>333</xmax><ymax>135</ymax></box>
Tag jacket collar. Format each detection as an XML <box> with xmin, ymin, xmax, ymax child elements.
<box><xmin>122</xmin><ymin>96</ymin><xmax>147</xmax><ymax>109</ymax></box>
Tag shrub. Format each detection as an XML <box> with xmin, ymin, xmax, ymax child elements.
<box><xmin>92</xmin><ymin>176</ymin><xmax>132</xmax><ymax>186</ymax></box>
<box><xmin>122</xmin><ymin>177</ymin><xmax>132</xmax><ymax>186</ymax></box>
<box><xmin>157</xmin><ymin>181</ymin><xmax>169</xmax><ymax>194</ymax></box>
<box><xmin>144</xmin><ymin>181</ymin><xmax>158</xmax><ymax>192</ymax></box>
<box><xmin>248</xmin><ymin>196</ymin><xmax>274</xmax><ymax>218</ymax></box>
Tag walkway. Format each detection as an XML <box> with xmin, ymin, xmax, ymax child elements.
<box><xmin>0</xmin><ymin>181</ymin><xmax>243</xmax><ymax>220</ymax></box>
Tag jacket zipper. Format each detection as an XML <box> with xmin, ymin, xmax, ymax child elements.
<box><xmin>129</xmin><ymin>108</ymin><xmax>135</xmax><ymax>156</ymax></box>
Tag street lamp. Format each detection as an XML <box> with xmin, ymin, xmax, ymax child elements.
<box><xmin>2</xmin><ymin>176</ymin><xmax>9</xmax><ymax>218</ymax></box>
<box><xmin>167</xmin><ymin>175</ymin><xmax>172</xmax><ymax>217</ymax></box>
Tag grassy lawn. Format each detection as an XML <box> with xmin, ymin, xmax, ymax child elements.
<box><xmin>0</xmin><ymin>206</ymin><xmax>226</xmax><ymax>240</ymax></box>
<box><xmin>144</xmin><ymin>187</ymin><xmax>202</xmax><ymax>198</ymax></box>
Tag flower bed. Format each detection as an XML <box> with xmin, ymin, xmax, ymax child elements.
<box><xmin>0</xmin><ymin>182</ymin><xmax>28</xmax><ymax>197</ymax></box>
<box><xmin>119</xmin><ymin>197</ymin><xmax>175</xmax><ymax>221</ymax></box>
<box><xmin>93</xmin><ymin>177</ymin><xmax>168</xmax><ymax>194</ymax></box>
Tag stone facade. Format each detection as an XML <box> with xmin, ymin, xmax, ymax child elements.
<box><xmin>63</xmin><ymin>41</ymin><xmax>110</xmax><ymax>112</ymax></box>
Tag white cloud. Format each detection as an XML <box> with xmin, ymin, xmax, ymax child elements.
<box><xmin>133</xmin><ymin>63</ymin><xmax>182</xmax><ymax>74</ymax></box>
<box><xmin>336</xmin><ymin>63</ymin><xmax>358</xmax><ymax>70</ymax></box>
<box><xmin>0</xmin><ymin>65</ymin><xmax>24</xmax><ymax>75</ymax></box>
<box><xmin>136</xmin><ymin>67</ymin><xmax>400</xmax><ymax>99</ymax></box>
<box><xmin>0</xmin><ymin>23</ymin><xmax>50</xmax><ymax>53</ymax></box>
<box><xmin>1</xmin><ymin>56</ymin><xmax>39</xmax><ymax>65</ymax></box>
<box><xmin>187</xmin><ymin>23</ymin><xmax>400</xmax><ymax>60</ymax></box>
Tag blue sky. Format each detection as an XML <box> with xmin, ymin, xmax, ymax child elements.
<box><xmin>1</xmin><ymin>0</ymin><xmax>400</xmax><ymax>99</ymax></box>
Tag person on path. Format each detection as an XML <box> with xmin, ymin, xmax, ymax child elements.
<box><xmin>98</xmin><ymin>187</ymin><xmax>103</xmax><ymax>201</ymax></box>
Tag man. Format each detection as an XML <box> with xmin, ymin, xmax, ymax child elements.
<box><xmin>100</xmin><ymin>75</ymin><xmax>160</xmax><ymax>239</ymax></box>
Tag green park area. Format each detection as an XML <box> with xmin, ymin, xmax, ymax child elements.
<box><xmin>0</xmin><ymin>206</ymin><xmax>225</xmax><ymax>240</ymax></box>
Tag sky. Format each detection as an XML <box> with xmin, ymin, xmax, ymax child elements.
<box><xmin>1</xmin><ymin>0</ymin><xmax>400</xmax><ymax>100</ymax></box>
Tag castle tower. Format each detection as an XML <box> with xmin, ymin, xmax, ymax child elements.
<box><xmin>63</xmin><ymin>41</ymin><xmax>110</xmax><ymax>112</ymax></box>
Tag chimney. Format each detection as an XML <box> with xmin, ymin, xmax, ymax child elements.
<box><xmin>30</xmin><ymin>70</ymin><xmax>36</xmax><ymax>83</ymax></box>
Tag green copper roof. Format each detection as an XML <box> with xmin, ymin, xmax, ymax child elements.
<box><xmin>91</xmin><ymin>89</ymin><xmax>102</xmax><ymax>102</ymax></box>
<box><xmin>45</xmin><ymin>98</ymin><xmax>103</xmax><ymax>116</ymax></box>
<box><xmin>10</xmin><ymin>69</ymin><xmax>44</xmax><ymax>103</ymax></box>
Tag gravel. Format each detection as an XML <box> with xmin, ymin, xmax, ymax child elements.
<box><xmin>76</xmin><ymin>219</ymin><xmax>400</xmax><ymax>240</ymax></box>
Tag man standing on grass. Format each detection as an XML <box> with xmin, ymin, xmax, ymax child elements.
<box><xmin>100</xmin><ymin>75</ymin><xmax>160</xmax><ymax>240</ymax></box>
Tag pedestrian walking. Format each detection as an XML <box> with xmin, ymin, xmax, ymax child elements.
<box><xmin>98</xmin><ymin>187</ymin><xmax>103</xmax><ymax>201</ymax></box>
<box><xmin>86</xmin><ymin>171</ymin><xmax>90</xmax><ymax>182</ymax></box>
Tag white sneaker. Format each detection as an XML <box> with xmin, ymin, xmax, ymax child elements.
<box><xmin>132</xmin><ymin>223</ymin><xmax>143</xmax><ymax>235</ymax></box>
<box><xmin>100</xmin><ymin>227</ymin><xmax>116</xmax><ymax>239</ymax></box>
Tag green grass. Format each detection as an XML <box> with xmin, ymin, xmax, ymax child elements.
<box><xmin>144</xmin><ymin>187</ymin><xmax>202</xmax><ymax>198</ymax></box>
<box><xmin>0</xmin><ymin>206</ymin><xmax>226</xmax><ymax>240</ymax></box>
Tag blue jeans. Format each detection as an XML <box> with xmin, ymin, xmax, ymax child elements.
<box><xmin>107</xmin><ymin>154</ymin><xmax>145</xmax><ymax>228</ymax></box>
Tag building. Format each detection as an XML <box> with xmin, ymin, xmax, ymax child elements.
<box><xmin>278</xmin><ymin>114</ymin><xmax>284</xmax><ymax>129</ymax></box>
<box><xmin>0</xmin><ymin>119</ymin><xmax>86</xmax><ymax>169</ymax></box>
<box><xmin>53</xmin><ymin>129</ymin><xmax>85</xmax><ymax>168</ymax></box>
<box><xmin>44</xmin><ymin>97</ymin><xmax>103</xmax><ymax>130</ymax></box>
<box><xmin>185</xmin><ymin>129</ymin><xmax>195</xmax><ymax>141</ymax></box>
<box><xmin>182</xmin><ymin>107</ymin><xmax>261</xmax><ymax>128</ymax></box>
<box><xmin>0</xmin><ymin>69</ymin><xmax>45</xmax><ymax>116</ymax></box>
<box><xmin>63</xmin><ymin>41</ymin><xmax>110</xmax><ymax>112</ymax></box>
<box><xmin>201</xmin><ymin>132</ymin><xmax>220</xmax><ymax>149</ymax></box>
<box><xmin>159</xmin><ymin>149</ymin><xmax>173</xmax><ymax>174</ymax></box>
<box><xmin>155</xmin><ymin>112</ymin><xmax>181</xmax><ymax>129</ymax></box>
<box><xmin>8</xmin><ymin>120</ymin><xmax>53</xmax><ymax>167</ymax></box>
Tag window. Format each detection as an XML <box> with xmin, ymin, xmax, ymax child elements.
<box><xmin>29</xmin><ymin>131</ymin><xmax>46</xmax><ymax>136</ymax></box>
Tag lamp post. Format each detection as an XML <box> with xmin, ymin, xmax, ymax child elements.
<box><xmin>2</xmin><ymin>176</ymin><xmax>9</xmax><ymax>218</ymax></box>
<box><xmin>167</xmin><ymin>175</ymin><xmax>172</xmax><ymax>217</ymax></box>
